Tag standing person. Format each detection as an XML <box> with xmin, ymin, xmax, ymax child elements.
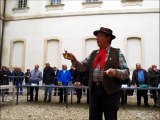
<box><xmin>63</xmin><ymin>27</ymin><xmax>129</xmax><ymax>120</ymax></box>
<box><xmin>29</xmin><ymin>65</ymin><xmax>42</xmax><ymax>102</ymax></box>
<box><xmin>53</xmin><ymin>66</ymin><xmax>59</xmax><ymax>96</ymax></box>
<box><xmin>82</xmin><ymin>71</ymin><xmax>89</xmax><ymax>104</ymax></box>
<box><xmin>148</xmin><ymin>65</ymin><xmax>160</xmax><ymax>107</ymax></box>
<box><xmin>132</xmin><ymin>63</ymin><xmax>150</xmax><ymax>107</ymax></box>
<box><xmin>69</xmin><ymin>65</ymin><xmax>76</xmax><ymax>95</ymax></box>
<box><xmin>58</xmin><ymin>64</ymin><xmax>71</xmax><ymax>103</ymax></box>
<box><xmin>0</xmin><ymin>66</ymin><xmax>9</xmax><ymax>86</ymax></box>
<box><xmin>24</xmin><ymin>69</ymin><xmax>31</xmax><ymax>96</ymax></box>
<box><xmin>24</xmin><ymin>69</ymin><xmax>31</xmax><ymax>85</ymax></box>
<box><xmin>11</xmin><ymin>67</ymin><xmax>18</xmax><ymax>86</ymax></box>
<box><xmin>70</xmin><ymin>65</ymin><xmax>82</xmax><ymax>103</ymax></box>
<box><xmin>5</xmin><ymin>66</ymin><xmax>12</xmax><ymax>83</ymax></box>
<box><xmin>17</xmin><ymin>67</ymin><xmax>24</xmax><ymax>95</ymax></box>
<box><xmin>72</xmin><ymin>69</ymin><xmax>83</xmax><ymax>104</ymax></box>
<box><xmin>12</xmin><ymin>67</ymin><xmax>24</xmax><ymax>95</ymax></box>
<box><xmin>119</xmin><ymin>78</ymin><xmax>131</xmax><ymax>105</ymax></box>
<box><xmin>43</xmin><ymin>63</ymin><xmax>55</xmax><ymax>102</ymax></box>
<box><xmin>0</xmin><ymin>66</ymin><xmax>10</xmax><ymax>94</ymax></box>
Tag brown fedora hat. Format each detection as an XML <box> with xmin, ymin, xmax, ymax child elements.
<box><xmin>93</xmin><ymin>27</ymin><xmax>116</xmax><ymax>40</ymax></box>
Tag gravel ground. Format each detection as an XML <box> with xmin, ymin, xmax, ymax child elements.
<box><xmin>0</xmin><ymin>89</ymin><xmax>160</xmax><ymax>120</ymax></box>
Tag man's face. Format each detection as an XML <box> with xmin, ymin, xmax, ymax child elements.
<box><xmin>2</xmin><ymin>66</ymin><xmax>6</xmax><ymax>71</ymax></box>
<box><xmin>53</xmin><ymin>67</ymin><xmax>57</xmax><ymax>71</ymax></box>
<box><xmin>96</xmin><ymin>32</ymin><xmax>111</xmax><ymax>49</ymax></box>
<box><xmin>45</xmin><ymin>63</ymin><xmax>50</xmax><ymax>68</ymax></box>
<box><xmin>71</xmin><ymin>66</ymin><xmax>75</xmax><ymax>70</ymax></box>
<box><xmin>35</xmin><ymin>65</ymin><xmax>39</xmax><ymax>70</ymax></box>
<box><xmin>27</xmin><ymin>69</ymin><xmax>30</xmax><ymax>72</ymax></box>
<box><xmin>62</xmin><ymin>65</ymin><xmax>67</xmax><ymax>70</ymax></box>
<box><xmin>136</xmin><ymin>64</ymin><xmax>141</xmax><ymax>70</ymax></box>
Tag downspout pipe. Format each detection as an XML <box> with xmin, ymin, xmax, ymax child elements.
<box><xmin>0</xmin><ymin>0</ymin><xmax>6</xmax><ymax>67</ymax></box>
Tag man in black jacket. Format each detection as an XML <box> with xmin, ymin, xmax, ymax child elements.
<box><xmin>0</xmin><ymin>66</ymin><xmax>10</xmax><ymax>94</ymax></box>
<box><xmin>43</xmin><ymin>63</ymin><xmax>55</xmax><ymax>102</ymax></box>
<box><xmin>132</xmin><ymin>63</ymin><xmax>150</xmax><ymax>106</ymax></box>
<box><xmin>148</xmin><ymin>65</ymin><xmax>160</xmax><ymax>107</ymax></box>
<box><xmin>53</xmin><ymin>66</ymin><xmax>59</xmax><ymax>96</ymax></box>
<box><xmin>70</xmin><ymin>67</ymin><xmax>83</xmax><ymax>104</ymax></box>
<box><xmin>81</xmin><ymin>71</ymin><xmax>89</xmax><ymax>104</ymax></box>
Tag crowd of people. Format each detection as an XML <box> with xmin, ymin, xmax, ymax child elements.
<box><xmin>0</xmin><ymin>63</ymin><xmax>89</xmax><ymax>104</ymax></box>
<box><xmin>119</xmin><ymin>63</ymin><xmax>160</xmax><ymax>107</ymax></box>
<box><xmin>0</xmin><ymin>63</ymin><xmax>160</xmax><ymax>106</ymax></box>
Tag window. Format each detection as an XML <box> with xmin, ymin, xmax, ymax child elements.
<box><xmin>18</xmin><ymin>0</ymin><xmax>27</xmax><ymax>8</ymax></box>
<box><xmin>51</xmin><ymin>0</ymin><xmax>61</xmax><ymax>5</ymax></box>
<box><xmin>45</xmin><ymin>0</ymin><xmax>64</xmax><ymax>10</ymax></box>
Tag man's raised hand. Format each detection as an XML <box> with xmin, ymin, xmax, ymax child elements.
<box><xmin>62</xmin><ymin>50</ymin><xmax>76</xmax><ymax>61</ymax></box>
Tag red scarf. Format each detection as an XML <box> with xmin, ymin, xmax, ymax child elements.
<box><xmin>93</xmin><ymin>48</ymin><xmax>106</xmax><ymax>70</ymax></box>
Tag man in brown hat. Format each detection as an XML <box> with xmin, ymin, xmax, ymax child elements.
<box><xmin>63</xmin><ymin>27</ymin><xmax>129</xmax><ymax>120</ymax></box>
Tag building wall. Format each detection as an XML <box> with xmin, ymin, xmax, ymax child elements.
<box><xmin>1</xmin><ymin>0</ymin><xmax>159</xmax><ymax>72</ymax></box>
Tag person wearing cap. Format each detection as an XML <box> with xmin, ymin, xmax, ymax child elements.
<box><xmin>63</xmin><ymin>27</ymin><xmax>129</xmax><ymax>120</ymax></box>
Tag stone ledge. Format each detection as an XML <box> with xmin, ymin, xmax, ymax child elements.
<box><xmin>121</xmin><ymin>0</ymin><xmax>143</xmax><ymax>6</ymax></box>
<box><xmin>5</xmin><ymin>8</ymin><xmax>159</xmax><ymax>21</ymax></box>
<box><xmin>45</xmin><ymin>4</ymin><xmax>65</xmax><ymax>10</ymax></box>
<box><xmin>12</xmin><ymin>7</ymin><xmax>30</xmax><ymax>11</ymax></box>
<box><xmin>12</xmin><ymin>7</ymin><xmax>30</xmax><ymax>13</ymax></box>
<box><xmin>82</xmin><ymin>1</ymin><xmax>103</xmax><ymax>8</ymax></box>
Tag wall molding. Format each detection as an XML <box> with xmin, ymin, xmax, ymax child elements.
<box><xmin>43</xmin><ymin>37</ymin><xmax>62</xmax><ymax>68</ymax></box>
<box><xmin>45</xmin><ymin>4</ymin><xmax>65</xmax><ymax>11</ymax></box>
<box><xmin>82</xmin><ymin>36</ymin><xmax>96</xmax><ymax>59</ymax></box>
<box><xmin>82</xmin><ymin>1</ymin><xmax>103</xmax><ymax>9</ymax></box>
<box><xmin>121</xmin><ymin>0</ymin><xmax>143</xmax><ymax>6</ymax></box>
<box><xmin>123</xmin><ymin>35</ymin><xmax>145</xmax><ymax>71</ymax></box>
<box><xmin>9</xmin><ymin>38</ymin><xmax>26</xmax><ymax>70</ymax></box>
<box><xmin>4</xmin><ymin>8</ymin><xmax>159</xmax><ymax>21</ymax></box>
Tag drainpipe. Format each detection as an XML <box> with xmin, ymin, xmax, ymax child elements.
<box><xmin>0</xmin><ymin>0</ymin><xmax>6</xmax><ymax>67</ymax></box>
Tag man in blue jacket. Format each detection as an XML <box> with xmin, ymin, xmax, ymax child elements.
<box><xmin>58</xmin><ymin>64</ymin><xmax>71</xmax><ymax>103</ymax></box>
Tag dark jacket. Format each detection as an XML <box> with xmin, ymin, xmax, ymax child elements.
<box><xmin>81</xmin><ymin>71</ymin><xmax>89</xmax><ymax>86</ymax></box>
<box><xmin>89</xmin><ymin>48</ymin><xmax>124</xmax><ymax>94</ymax></box>
<box><xmin>54</xmin><ymin>70</ymin><xmax>59</xmax><ymax>85</ymax></box>
<box><xmin>70</xmin><ymin>69</ymin><xmax>83</xmax><ymax>84</ymax></box>
<box><xmin>73</xmin><ymin>47</ymin><xmax>129</xmax><ymax>94</ymax></box>
<box><xmin>122</xmin><ymin>78</ymin><xmax>131</xmax><ymax>86</ymax></box>
<box><xmin>148</xmin><ymin>69</ymin><xmax>160</xmax><ymax>86</ymax></box>
<box><xmin>43</xmin><ymin>67</ymin><xmax>55</xmax><ymax>84</ymax></box>
<box><xmin>0</xmin><ymin>70</ymin><xmax>10</xmax><ymax>85</ymax></box>
<box><xmin>24</xmin><ymin>72</ymin><xmax>31</xmax><ymax>84</ymax></box>
<box><xmin>11</xmin><ymin>71</ymin><xmax>24</xmax><ymax>85</ymax></box>
<box><xmin>132</xmin><ymin>69</ymin><xmax>148</xmax><ymax>86</ymax></box>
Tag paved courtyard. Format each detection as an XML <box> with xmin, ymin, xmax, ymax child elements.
<box><xmin>0</xmin><ymin>89</ymin><xmax>160</xmax><ymax>120</ymax></box>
